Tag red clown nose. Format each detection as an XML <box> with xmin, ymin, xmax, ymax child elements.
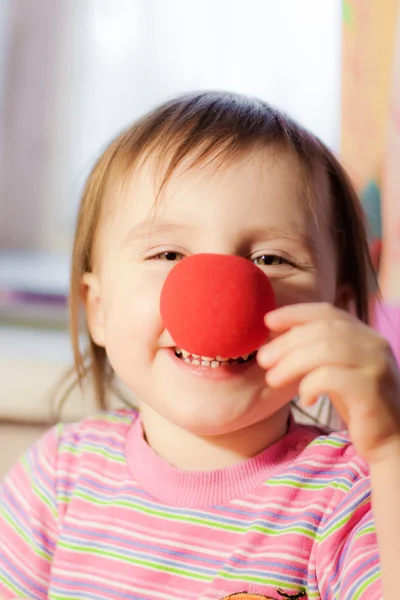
<box><xmin>160</xmin><ymin>253</ymin><xmax>276</xmax><ymax>358</ymax></box>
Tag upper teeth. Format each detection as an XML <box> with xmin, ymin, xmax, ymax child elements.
<box><xmin>176</xmin><ymin>348</ymin><xmax>251</xmax><ymax>362</ymax></box>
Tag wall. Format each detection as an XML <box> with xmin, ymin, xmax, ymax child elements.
<box><xmin>0</xmin><ymin>0</ymin><xmax>342</xmax><ymax>255</ymax></box>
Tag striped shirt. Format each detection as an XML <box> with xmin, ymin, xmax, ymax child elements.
<box><xmin>0</xmin><ymin>410</ymin><xmax>381</xmax><ymax>599</ymax></box>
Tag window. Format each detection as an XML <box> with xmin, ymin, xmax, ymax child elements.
<box><xmin>0</xmin><ymin>0</ymin><xmax>342</xmax><ymax>303</ymax></box>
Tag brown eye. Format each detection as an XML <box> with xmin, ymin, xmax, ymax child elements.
<box><xmin>156</xmin><ymin>251</ymin><xmax>184</xmax><ymax>261</ymax></box>
<box><xmin>254</xmin><ymin>255</ymin><xmax>286</xmax><ymax>266</ymax></box>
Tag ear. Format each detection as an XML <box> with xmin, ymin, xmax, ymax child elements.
<box><xmin>81</xmin><ymin>273</ymin><xmax>106</xmax><ymax>347</ymax></box>
<box><xmin>335</xmin><ymin>284</ymin><xmax>356</xmax><ymax>316</ymax></box>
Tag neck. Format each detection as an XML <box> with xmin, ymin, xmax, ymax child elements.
<box><xmin>139</xmin><ymin>404</ymin><xmax>291</xmax><ymax>470</ymax></box>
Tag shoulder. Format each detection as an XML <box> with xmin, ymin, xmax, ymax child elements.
<box><xmin>35</xmin><ymin>409</ymin><xmax>139</xmax><ymax>509</ymax></box>
<box><xmin>10</xmin><ymin>409</ymin><xmax>139</xmax><ymax>479</ymax></box>
<box><xmin>59</xmin><ymin>408</ymin><xmax>139</xmax><ymax>442</ymax></box>
<box><xmin>56</xmin><ymin>408</ymin><xmax>139</xmax><ymax>461</ymax></box>
<box><xmin>289</xmin><ymin>426</ymin><xmax>369</xmax><ymax>491</ymax></box>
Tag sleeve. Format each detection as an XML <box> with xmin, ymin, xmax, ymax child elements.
<box><xmin>374</xmin><ymin>302</ymin><xmax>400</xmax><ymax>366</ymax></box>
<box><xmin>312</xmin><ymin>476</ymin><xmax>382</xmax><ymax>599</ymax></box>
<box><xmin>0</xmin><ymin>425</ymin><xmax>63</xmax><ymax>599</ymax></box>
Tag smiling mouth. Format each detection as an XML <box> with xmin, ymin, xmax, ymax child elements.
<box><xmin>174</xmin><ymin>348</ymin><xmax>257</xmax><ymax>368</ymax></box>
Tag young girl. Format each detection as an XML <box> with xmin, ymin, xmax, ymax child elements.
<box><xmin>1</xmin><ymin>92</ymin><xmax>400</xmax><ymax>600</ymax></box>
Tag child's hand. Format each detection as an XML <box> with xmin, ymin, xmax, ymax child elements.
<box><xmin>257</xmin><ymin>303</ymin><xmax>400</xmax><ymax>464</ymax></box>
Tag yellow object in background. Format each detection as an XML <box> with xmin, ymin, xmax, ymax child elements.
<box><xmin>380</xmin><ymin>4</ymin><xmax>400</xmax><ymax>300</ymax></box>
<box><xmin>341</xmin><ymin>0</ymin><xmax>400</xmax><ymax>294</ymax></box>
<box><xmin>341</xmin><ymin>0</ymin><xmax>398</xmax><ymax>190</ymax></box>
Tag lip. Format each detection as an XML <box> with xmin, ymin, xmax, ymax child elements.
<box><xmin>163</xmin><ymin>348</ymin><xmax>259</xmax><ymax>380</ymax></box>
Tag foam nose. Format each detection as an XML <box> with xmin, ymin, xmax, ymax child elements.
<box><xmin>160</xmin><ymin>253</ymin><xmax>276</xmax><ymax>358</ymax></box>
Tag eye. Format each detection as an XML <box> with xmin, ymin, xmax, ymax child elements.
<box><xmin>253</xmin><ymin>254</ymin><xmax>289</xmax><ymax>266</ymax></box>
<box><xmin>152</xmin><ymin>251</ymin><xmax>184</xmax><ymax>261</ymax></box>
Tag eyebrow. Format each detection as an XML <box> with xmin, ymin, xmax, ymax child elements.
<box><xmin>231</xmin><ymin>224</ymin><xmax>319</xmax><ymax>259</ymax></box>
<box><xmin>122</xmin><ymin>219</ymin><xmax>318</xmax><ymax>255</ymax></box>
<box><xmin>246</xmin><ymin>222</ymin><xmax>318</xmax><ymax>252</ymax></box>
<box><xmin>122</xmin><ymin>220</ymin><xmax>195</xmax><ymax>245</ymax></box>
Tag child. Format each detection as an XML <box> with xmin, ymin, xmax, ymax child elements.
<box><xmin>1</xmin><ymin>92</ymin><xmax>400</xmax><ymax>600</ymax></box>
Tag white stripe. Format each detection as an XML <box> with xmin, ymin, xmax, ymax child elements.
<box><xmin>0</xmin><ymin>540</ymin><xmax>50</xmax><ymax>586</ymax></box>
<box><xmin>53</xmin><ymin>566</ymin><xmax>181</xmax><ymax>599</ymax></box>
<box><xmin>65</xmin><ymin>515</ymin><xmax>230</xmax><ymax>557</ymax></box>
<box><xmin>66</xmin><ymin>424</ymin><xmax>131</xmax><ymax>445</ymax></box>
<box><xmin>233</xmin><ymin>497</ymin><xmax>328</xmax><ymax>512</ymax></box>
<box><xmin>58</xmin><ymin>467</ymin><xmax>129</xmax><ymax>488</ymax></box>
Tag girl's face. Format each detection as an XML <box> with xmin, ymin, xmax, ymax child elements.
<box><xmin>85</xmin><ymin>147</ymin><xmax>340</xmax><ymax>436</ymax></box>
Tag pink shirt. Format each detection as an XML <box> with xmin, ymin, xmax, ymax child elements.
<box><xmin>0</xmin><ymin>410</ymin><xmax>381</xmax><ymax>599</ymax></box>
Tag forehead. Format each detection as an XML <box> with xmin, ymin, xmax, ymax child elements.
<box><xmin>96</xmin><ymin>145</ymin><xmax>332</xmax><ymax>256</ymax></box>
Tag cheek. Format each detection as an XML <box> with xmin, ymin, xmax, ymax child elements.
<box><xmin>272</xmin><ymin>272</ymin><xmax>337</xmax><ymax>308</ymax></box>
<box><xmin>102</xmin><ymin>267</ymin><xmax>167</xmax><ymax>355</ymax></box>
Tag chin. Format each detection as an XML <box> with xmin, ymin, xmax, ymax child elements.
<box><xmin>160</xmin><ymin>393</ymin><xmax>269</xmax><ymax>437</ymax></box>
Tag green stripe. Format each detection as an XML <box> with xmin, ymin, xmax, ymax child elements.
<box><xmin>307</xmin><ymin>569</ymin><xmax>379</xmax><ymax>599</ymax></box>
<box><xmin>83</xmin><ymin>412</ymin><xmax>135</xmax><ymax>426</ymax></box>
<box><xmin>57</xmin><ymin>494</ymin><xmax>72</xmax><ymax>504</ymax></box>
<box><xmin>59</xmin><ymin>442</ymin><xmax>125</xmax><ymax>463</ymax></box>
<box><xmin>318</xmin><ymin>511</ymin><xmax>358</xmax><ymax>542</ymax></box>
<box><xmin>267</xmin><ymin>478</ymin><xmax>349</xmax><ymax>492</ymax></box>
<box><xmin>96</xmin><ymin>413</ymin><xmax>134</xmax><ymax>424</ymax></box>
<box><xmin>0</xmin><ymin>573</ymin><xmax>25</xmax><ymax>596</ymax></box>
<box><xmin>74</xmin><ymin>490</ymin><xmax>318</xmax><ymax>537</ymax></box>
<box><xmin>319</xmin><ymin>499</ymin><xmax>370</xmax><ymax>542</ymax></box>
<box><xmin>353</xmin><ymin>571</ymin><xmax>380</xmax><ymax>599</ymax></box>
<box><xmin>220</xmin><ymin>570</ymin><xmax>306</xmax><ymax>591</ymax></box>
<box><xmin>22</xmin><ymin>456</ymin><xmax>58</xmax><ymax>520</ymax></box>
<box><xmin>58</xmin><ymin>540</ymin><xmax>210</xmax><ymax>581</ymax></box>
<box><xmin>74</xmin><ymin>490</ymin><xmax>319</xmax><ymax>538</ymax></box>
<box><xmin>311</xmin><ymin>437</ymin><xmax>346</xmax><ymax>448</ymax></box>
<box><xmin>355</xmin><ymin>524</ymin><xmax>375</xmax><ymax>539</ymax></box>
<box><xmin>1</xmin><ymin>509</ymin><xmax>51</xmax><ymax>561</ymax></box>
<box><xmin>33</xmin><ymin>484</ymin><xmax>58</xmax><ymax>520</ymax></box>
<box><xmin>73</xmin><ymin>491</ymin><xmax>244</xmax><ymax>531</ymax></box>
<box><xmin>251</xmin><ymin>524</ymin><xmax>316</xmax><ymax>538</ymax></box>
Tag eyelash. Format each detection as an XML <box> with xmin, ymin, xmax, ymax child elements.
<box><xmin>150</xmin><ymin>251</ymin><xmax>294</xmax><ymax>267</ymax></box>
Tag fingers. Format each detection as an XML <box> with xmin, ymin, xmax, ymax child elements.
<box><xmin>265</xmin><ymin>302</ymin><xmax>353</xmax><ymax>332</ymax></box>
<box><xmin>258</xmin><ymin>319</ymin><xmax>376</xmax><ymax>374</ymax></box>
<box><xmin>260</xmin><ymin>319</ymin><xmax>354</xmax><ymax>367</ymax></box>
<box><xmin>297</xmin><ymin>365</ymin><xmax>357</xmax><ymax>410</ymax></box>
<box><xmin>263</xmin><ymin>339</ymin><xmax>366</xmax><ymax>388</ymax></box>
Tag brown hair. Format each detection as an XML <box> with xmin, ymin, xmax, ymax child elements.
<box><xmin>66</xmin><ymin>91</ymin><xmax>376</xmax><ymax>411</ymax></box>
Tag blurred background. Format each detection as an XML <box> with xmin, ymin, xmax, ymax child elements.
<box><xmin>0</xmin><ymin>0</ymin><xmax>399</xmax><ymax>474</ymax></box>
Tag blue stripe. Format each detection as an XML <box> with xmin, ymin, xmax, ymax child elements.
<box><xmin>271</xmin><ymin>471</ymin><xmax>355</xmax><ymax>489</ymax></box>
<box><xmin>63</xmin><ymin>524</ymin><xmax>225</xmax><ymax>568</ymax></box>
<box><xmin>63</xmin><ymin>523</ymin><xmax>311</xmax><ymax>574</ymax></box>
<box><xmin>60</xmin><ymin>534</ymin><xmax>215</xmax><ymax>576</ymax></box>
<box><xmin>70</xmin><ymin>479</ymin><xmax>320</xmax><ymax>533</ymax></box>
<box><xmin>2</xmin><ymin>488</ymin><xmax>55</xmax><ymax>556</ymax></box>
<box><xmin>70</xmin><ymin>483</ymin><xmax>253</xmax><ymax>526</ymax></box>
<box><xmin>0</xmin><ymin>553</ymin><xmax>47</xmax><ymax>597</ymax></box>
<box><xmin>60</xmin><ymin>439</ymin><xmax>125</xmax><ymax>459</ymax></box>
<box><xmin>28</xmin><ymin>450</ymin><xmax>58</xmax><ymax>511</ymax></box>
<box><xmin>51</xmin><ymin>575</ymin><xmax>159</xmax><ymax>600</ymax></box>
<box><xmin>222</xmin><ymin>562</ymin><xmax>306</xmax><ymax>586</ymax></box>
<box><xmin>322</xmin><ymin>487</ymin><xmax>370</xmax><ymax>533</ymax></box>
<box><xmin>219</xmin><ymin>503</ymin><xmax>323</xmax><ymax>523</ymax></box>
<box><xmin>342</xmin><ymin>556</ymin><xmax>380</xmax><ymax>596</ymax></box>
